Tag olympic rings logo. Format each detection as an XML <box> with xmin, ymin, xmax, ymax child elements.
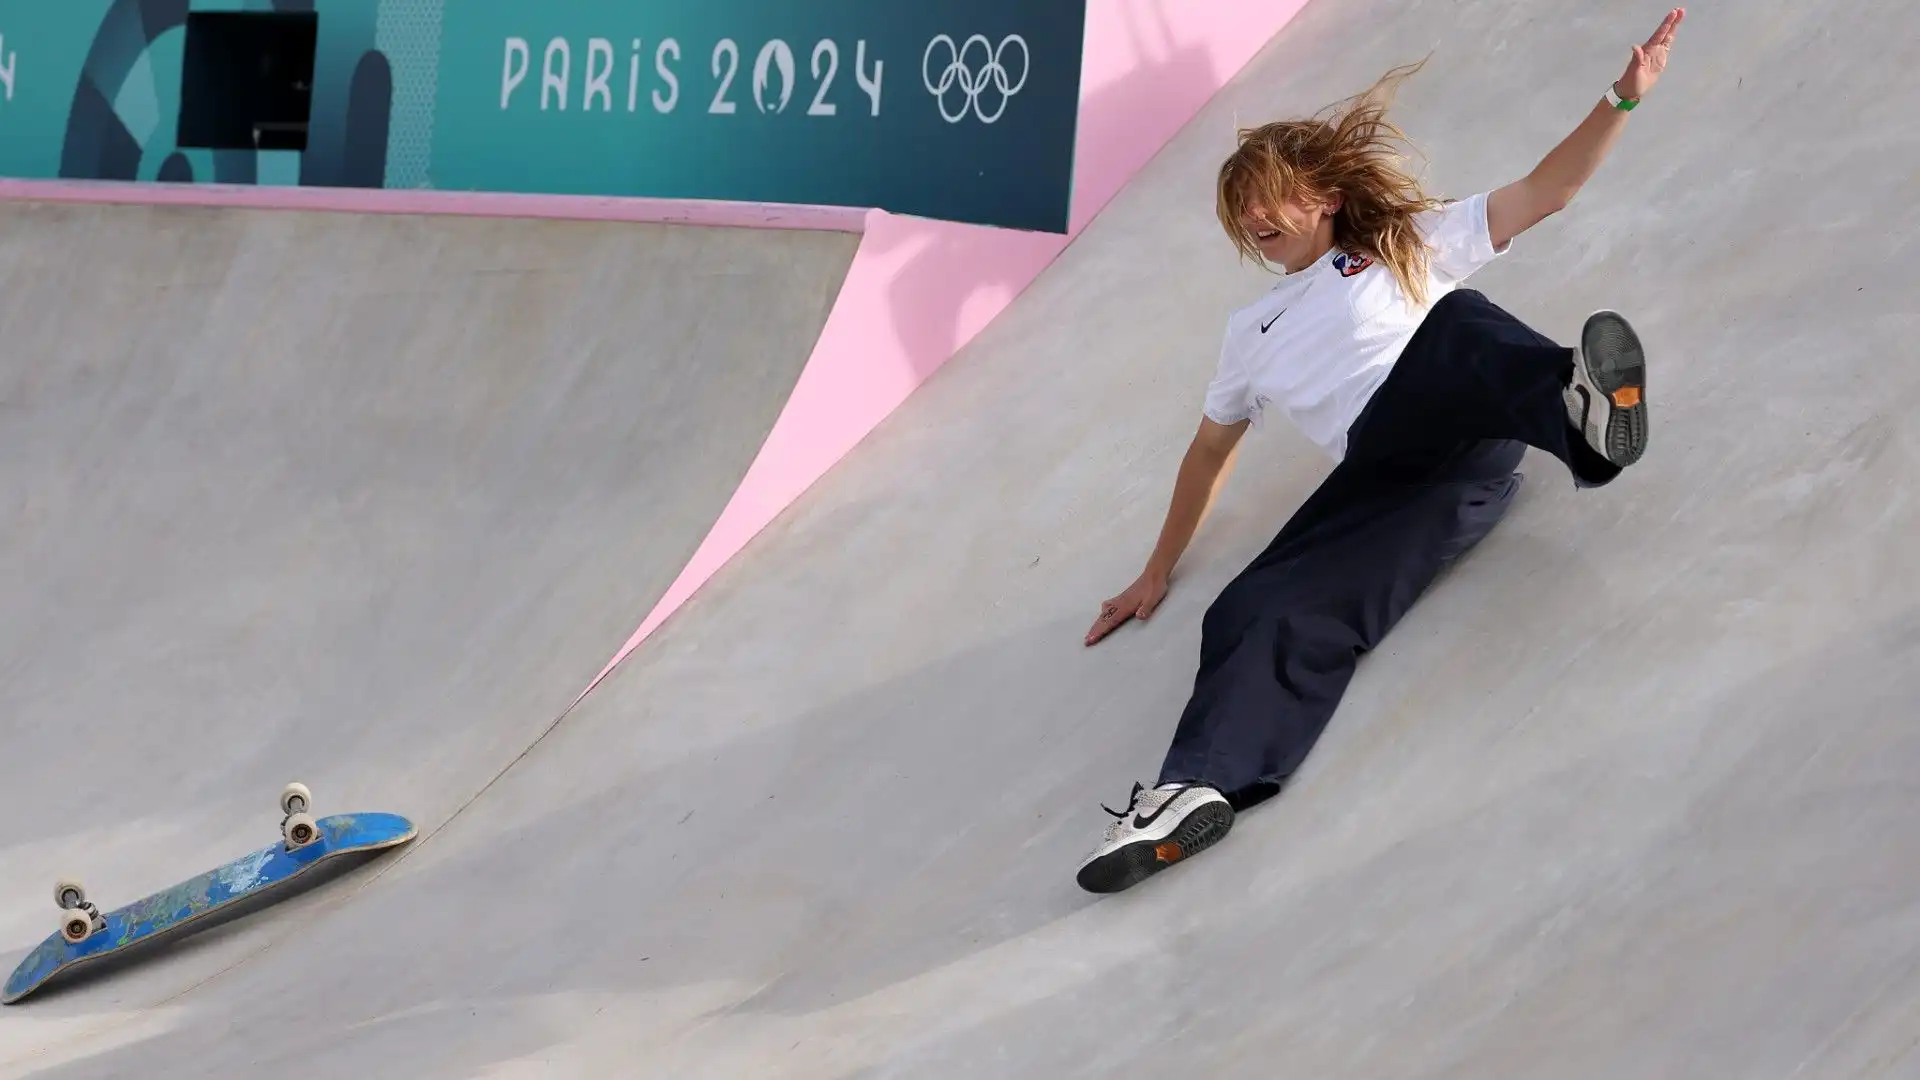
<box><xmin>922</xmin><ymin>34</ymin><xmax>1030</xmax><ymax>125</ymax></box>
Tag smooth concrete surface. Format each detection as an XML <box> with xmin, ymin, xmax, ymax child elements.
<box><xmin>8</xmin><ymin>1</ymin><xmax>1920</xmax><ymax>1077</ymax></box>
<box><xmin>0</xmin><ymin>203</ymin><xmax>856</xmax><ymax>1054</ymax></box>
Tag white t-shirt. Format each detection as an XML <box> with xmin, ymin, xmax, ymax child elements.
<box><xmin>1202</xmin><ymin>190</ymin><xmax>1510</xmax><ymax>460</ymax></box>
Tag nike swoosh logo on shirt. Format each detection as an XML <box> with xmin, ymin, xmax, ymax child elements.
<box><xmin>1260</xmin><ymin>308</ymin><xmax>1286</xmax><ymax>333</ymax></box>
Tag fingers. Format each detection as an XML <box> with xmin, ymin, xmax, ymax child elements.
<box><xmin>1086</xmin><ymin>578</ymin><xmax>1172</xmax><ymax>644</ymax></box>
<box><xmin>1085</xmin><ymin>602</ymin><xmax>1125</xmax><ymax>645</ymax></box>
<box><xmin>1086</xmin><ymin>595</ymin><xmax>1155</xmax><ymax>644</ymax></box>
<box><xmin>1647</xmin><ymin>7</ymin><xmax>1683</xmax><ymax>47</ymax></box>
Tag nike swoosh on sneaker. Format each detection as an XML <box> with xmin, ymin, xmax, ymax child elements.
<box><xmin>1132</xmin><ymin>787</ymin><xmax>1190</xmax><ymax>829</ymax></box>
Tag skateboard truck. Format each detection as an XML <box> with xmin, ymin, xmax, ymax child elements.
<box><xmin>54</xmin><ymin>881</ymin><xmax>104</xmax><ymax>944</ymax></box>
<box><xmin>279</xmin><ymin>781</ymin><xmax>319</xmax><ymax>850</ymax></box>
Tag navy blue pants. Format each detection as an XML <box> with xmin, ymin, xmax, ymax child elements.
<box><xmin>1156</xmin><ymin>289</ymin><xmax>1620</xmax><ymax>809</ymax></box>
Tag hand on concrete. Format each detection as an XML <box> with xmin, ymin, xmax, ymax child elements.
<box><xmin>1616</xmin><ymin>7</ymin><xmax>1684</xmax><ymax>101</ymax></box>
<box><xmin>1086</xmin><ymin>570</ymin><xmax>1170</xmax><ymax>646</ymax></box>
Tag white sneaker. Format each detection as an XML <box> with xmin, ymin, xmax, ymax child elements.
<box><xmin>1565</xmin><ymin>309</ymin><xmax>1650</xmax><ymax>467</ymax></box>
<box><xmin>1075</xmin><ymin>781</ymin><xmax>1235</xmax><ymax>894</ymax></box>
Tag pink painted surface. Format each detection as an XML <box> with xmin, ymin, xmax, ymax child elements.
<box><xmin>575</xmin><ymin>0</ymin><xmax>1314</xmax><ymax>704</ymax></box>
<box><xmin>0</xmin><ymin>178</ymin><xmax>867</xmax><ymax>232</ymax></box>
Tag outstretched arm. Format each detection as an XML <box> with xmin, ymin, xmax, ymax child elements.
<box><xmin>1486</xmin><ymin>8</ymin><xmax>1685</xmax><ymax>249</ymax></box>
<box><xmin>1085</xmin><ymin>415</ymin><xmax>1247</xmax><ymax>646</ymax></box>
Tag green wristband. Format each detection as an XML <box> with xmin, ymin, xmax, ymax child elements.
<box><xmin>1605</xmin><ymin>84</ymin><xmax>1639</xmax><ymax>110</ymax></box>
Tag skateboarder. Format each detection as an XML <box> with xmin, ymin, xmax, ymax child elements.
<box><xmin>1076</xmin><ymin>9</ymin><xmax>1686</xmax><ymax>894</ymax></box>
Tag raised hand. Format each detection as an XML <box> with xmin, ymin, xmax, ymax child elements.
<box><xmin>1617</xmin><ymin>7</ymin><xmax>1684</xmax><ymax>101</ymax></box>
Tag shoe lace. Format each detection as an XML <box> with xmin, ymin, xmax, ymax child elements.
<box><xmin>1100</xmin><ymin>782</ymin><xmax>1147</xmax><ymax>820</ymax></box>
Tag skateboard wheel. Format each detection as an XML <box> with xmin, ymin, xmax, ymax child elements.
<box><xmin>283</xmin><ymin>811</ymin><xmax>319</xmax><ymax>849</ymax></box>
<box><xmin>54</xmin><ymin>879</ymin><xmax>87</xmax><ymax>910</ymax></box>
<box><xmin>61</xmin><ymin>911</ymin><xmax>94</xmax><ymax>944</ymax></box>
<box><xmin>280</xmin><ymin>782</ymin><xmax>312</xmax><ymax>817</ymax></box>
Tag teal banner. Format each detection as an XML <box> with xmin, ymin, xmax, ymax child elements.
<box><xmin>0</xmin><ymin>0</ymin><xmax>1087</xmax><ymax>232</ymax></box>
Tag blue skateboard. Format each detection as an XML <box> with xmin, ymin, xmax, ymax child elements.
<box><xmin>4</xmin><ymin>783</ymin><xmax>414</xmax><ymax>1004</ymax></box>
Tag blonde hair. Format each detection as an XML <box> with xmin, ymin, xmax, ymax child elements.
<box><xmin>1215</xmin><ymin>59</ymin><xmax>1447</xmax><ymax>306</ymax></box>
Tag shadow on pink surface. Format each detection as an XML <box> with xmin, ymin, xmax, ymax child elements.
<box><xmin>575</xmin><ymin>0</ymin><xmax>1313</xmax><ymax>705</ymax></box>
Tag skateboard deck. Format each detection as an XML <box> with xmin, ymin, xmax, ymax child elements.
<box><xmin>4</xmin><ymin>799</ymin><xmax>414</xmax><ymax>1004</ymax></box>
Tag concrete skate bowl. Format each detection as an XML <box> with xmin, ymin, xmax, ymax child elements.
<box><xmin>0</xmin><ymin>198</ymin><xmax>857</xmax><ymax>1020</ymax></box>
<box><xmin>8</xmin><ymin>1</ymin><xmax>1920</xmax><ymax>1078</ymax></box>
